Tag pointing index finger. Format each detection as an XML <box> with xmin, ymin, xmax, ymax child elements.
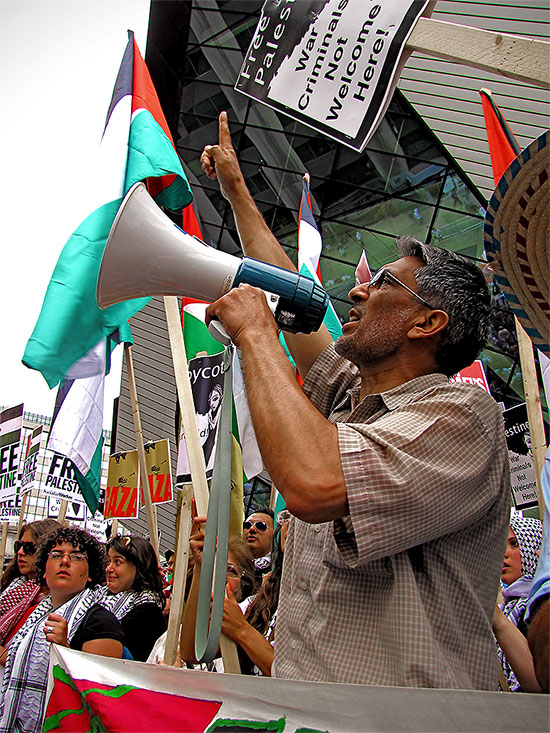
<box><xmin>218</xmin><ymin>111</ymin><xmax>232</xmax><ymax>148</ymax></box>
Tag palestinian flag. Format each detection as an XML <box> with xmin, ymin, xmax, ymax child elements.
<box><xmin>23</xmin><ymin>30</ymin><xmax>192</xmax><ymax>389</ymax></box>
<box><xmin>23</xmin><ymin>31</ymin><xmax>192</xmax><ymax>513</ymax></box>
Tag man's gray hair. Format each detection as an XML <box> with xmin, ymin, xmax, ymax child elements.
<box><xmin>397</xmin><ymin>236</ymin><xmax>492</xmax><ymax>377</ymax></box>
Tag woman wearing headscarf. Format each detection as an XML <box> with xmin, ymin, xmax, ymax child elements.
<box><xmin>494</xmin><ymin>513</ymin><xmax>543</xmax><ymax>691</ymax></box>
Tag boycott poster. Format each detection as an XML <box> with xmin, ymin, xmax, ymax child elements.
<box><xmin>140</xmin><ymin>439</ymin><xmax>173</xmax><ymax>506</ymax></box>
<box><xmin>43</xmin><ymin>453</ymin><xmax>87</xmax><ymax>504</ymax></box>
<box><xmin>0</xmin><ymin>403</ymin><xmax>23</xmax><ymax>503</ymax></box>
<box><xmin>503</xmin><ymin>402</ymin><xmax>539</xmax><ymax>510</ymax></box>
<box><xmin>449</xmin><ymin>360</ymin><xmax>491</xmax><ymax>393</ymax></box>
<box><xmin>20</xmin><ymin>425</ymin><xmax>43</xmax><ymax>495</ymax></box>
<box><xmin>235</xmin><ymin>0</ymin><xmax>430</xmax><ymax>152</ymax></box>
<box><xmin>104</xmin><ymin>451</ymin><xmax>140</xmax><ymax>519</ymax></box>
<box><xmin>177</xmin><ymin>352</ymin><xmax>225</xmax><ymax>484</ymax></box>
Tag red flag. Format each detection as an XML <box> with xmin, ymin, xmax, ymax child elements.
<box><xmin>479</xmin><ymin>88</ymin><xmax>521</xmax><ymax>185</ymax></box>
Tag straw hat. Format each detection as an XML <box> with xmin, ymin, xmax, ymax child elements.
<box><xmin>483</xmin><ymin>131</ymin><xmax>549</xmax><ymax>354</ymax></box>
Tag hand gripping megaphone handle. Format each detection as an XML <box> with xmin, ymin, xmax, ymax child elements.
<box><xmin>207</xmin><ymin>291</ymin><xmax>280</xmax><ymax>347</ymax></box>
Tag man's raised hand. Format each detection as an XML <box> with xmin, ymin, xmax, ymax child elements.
<box><xmin>200</xmin><ymin>111</ymin><xmax>244</xmax><ymax>201</ymax></box>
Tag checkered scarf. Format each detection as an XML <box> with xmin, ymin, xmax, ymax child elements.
<box><xmin>0</xmin><ymin>588</ymin><xmax>98</xmax><ymax>733</ymax></box>
<box><xmin>92</xmin><ymin>585</ymin><xmax>162</xmax><ymax>619</ymax></box>
<box><xmin>498</xmin><ymin>514</ymin><xmax>543</xmax><ymax>691</ymax></box>
<box><xmin>0</xmin><ymin>578</ymin><xmax>40</xmax><ymax>644</ymax></box>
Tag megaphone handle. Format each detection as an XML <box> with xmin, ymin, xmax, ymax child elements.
<box><xmin>208</xmin><ymin>319</ymin><xmax>232</xmax><ymax>347</ymax></box>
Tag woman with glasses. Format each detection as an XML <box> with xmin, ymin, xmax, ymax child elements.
<box><xmin>0</xmin><ymin>519</ymin><xmax>61</xmax><ymax>664</ymax></box>
<box><xmin>94</xmin><ymin>535</ymin><xmax>166</xmax><ymax>661</ymax></box>
<box><xmin>0</xmin><ymin>527</ymin><xmax>124</xmax><ymax>733</ymax></box>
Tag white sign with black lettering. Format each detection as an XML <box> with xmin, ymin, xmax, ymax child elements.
<box><xmin>503</xmin><ymin>403</ymin><xmax>540</xmax><ymax>510</ymax></box>
<box><xmin>43</xmin><ymin>453</ymin><xmax>87</xmax><ymax>504</ymax></box>
<box><xmin>235</xmin><ymin>0</ymin><xmax>429</xmax><ymax>151</ymax></box>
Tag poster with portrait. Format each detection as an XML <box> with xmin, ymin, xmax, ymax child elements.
<box><xmin>177</xmin><ymin>352</ymin><xmax>225</xmax><ymax>484</ymax></box>
<box><xmin>235</xmin><ymin>0</ymin><xmax>430</xmax><ymax>152</ymax></box>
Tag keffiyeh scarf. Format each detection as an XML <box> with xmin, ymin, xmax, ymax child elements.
<box><xmin>0</xmin><ymin>577</ymin><xmax>40</xmax><ymax>645</ymax></box>
<box><xmin>0</xmin><ymin>588</ymin><xmax>99</xmax><ymax>733</ymax></box>
<box><xmin>92</xmin><ymin>586</ymin><xmax>163</xmax><ymax>619</ymax></box>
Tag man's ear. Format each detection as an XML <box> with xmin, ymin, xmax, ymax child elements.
<box><xmin>407</xmin><ymin>309</ymin><xmax>449</xmax><ymax>340</ymax></box>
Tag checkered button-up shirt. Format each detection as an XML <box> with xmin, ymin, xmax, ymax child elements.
<box><xmin>274</xmin><ymin>343</ymin><xmax>510</xmax><ymax>688</ymax></box>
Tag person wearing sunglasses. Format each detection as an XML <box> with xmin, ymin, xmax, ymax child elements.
<box><xmin>199</xmin><ymin>113</ymin><xmax>510</xmax><ymax>692</ymax></box>
<box><xmin>0</xmin><ymin>519</ymin><xmax>61</xmax><ymax>668</ymax></box>
<box><xmin>0</xmin><ymin>527</ymin><xmax>124</xmax><ymax>733</ymax></box>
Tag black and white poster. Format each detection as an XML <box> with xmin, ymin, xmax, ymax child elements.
<box><xmin>235</xmin><ymin>0</ymin><xmax>430</xmax><ymax>151</ymax></box>
<box><xmin>503</xmin><ymin>403</ymin><xmax>539</xmax><ymax>510</ymax></box>
<box><xmin>177</xmin><ymin>352</ymin><xmax>225</xmax><ymax>484</ymax></box>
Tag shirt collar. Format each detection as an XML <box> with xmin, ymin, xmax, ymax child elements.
<box><xmin>349</xmin><ymin>372</ymin><xmax>449</xmax><ymax>412</ymax></box>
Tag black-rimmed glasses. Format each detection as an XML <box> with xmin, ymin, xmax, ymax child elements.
<box><xmin>367</xmin><ymin>269</ymin><xmax>436</xmax><ymax>310</ymax></box>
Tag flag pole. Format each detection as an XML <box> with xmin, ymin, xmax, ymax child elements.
<box><xmin>124</xmin><ymin>345</ymin><xmax>159</xmax><ymax>558</ymax></box>
<box><xmin>0</xmin><ymin>523</ymin><xmax>8</xmax><ymax>571</ymax></box>
<box><xmin>16</xmin><ymin>493</ymin><xmax>28</xmax><ymax>537</ymax></box>
<box><xmin>57</xmin><ymin>500</ymin><xmax>68</xmax><ymax>524</ymax></box>
<box><xmin>515</xmin><ymin>318</ymin><xmax>547</xmax><ymax>519</ymax></box>
<box><xmin>162</xmin><ymin>296</ymin><xmax>240</xmax><ymax>672</ymax></box>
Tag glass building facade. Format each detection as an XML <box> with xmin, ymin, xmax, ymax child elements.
<box><xmin>168</xmin><ymin>0</ymin><xmax>544</xmax><ymax>418</ymax></box>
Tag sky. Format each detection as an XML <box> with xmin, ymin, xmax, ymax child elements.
<box><xmin>1</xmin><ymin>0</ymin><xmax>151</xmax><ymax>425</ymax></box>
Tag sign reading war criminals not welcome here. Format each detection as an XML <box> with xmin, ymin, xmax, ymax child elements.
<box><xmin>236</xmin><ymin>0</ymin><xmax>430</xmax><ymax>151</ymax></box>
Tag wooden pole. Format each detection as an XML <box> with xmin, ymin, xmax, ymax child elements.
<box><xmin>0</xmin><ymin>523</ymin><xmax>8</xmax><ymax>571</ymax></box>
<box><xmin>111</xmin><ymin>519</ymin><xmax>119</xmax><ymax>537</ymax></box>
<box><xmin>17</xmin><ymin>492</ymin><xmax>28</xmax><ymax>537</ymax></box>
<box><xmin>57</xmin><ymin>500</ymin><xmax>68</xmax><ymax>524</ymax></box>
<box><xmin>163</xmin><ymin>482</ymin><xmax>192</xmax><ymax>666</ymax></box>
<box><xmin>406</xmin><ymin>17</ymin><xmax>549</xmax><ymax>88</ymax></box>
<box><xmin>515</xmin><ymin>317</ymin><xmax>547</xmax><ymax>519</ymax></box>
<box><xmin>162</xmin><ymin>296</ymin><xmax>239</xmax><ymax>672</ymax></box>
<box><xmin>124</xmin><ymin>345</ymin><xmax>159</xmax><ymax>558</ymax></box>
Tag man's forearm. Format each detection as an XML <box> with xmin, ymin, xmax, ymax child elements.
<box><xmin>238</xmin><ymin>326</ymin><xmax>348</xmax><ymax>523</ymax></box>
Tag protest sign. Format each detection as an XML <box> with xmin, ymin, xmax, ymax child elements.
<box><xmin>177</xmin><ymin>352</ymin><xmax>225</xmax><ymax>484</ymax></box>
<box><xmin>235</xmin><ymin>0</ymin><xmax>430</xmax><ymax>152</ymax></box>
<box><xmin>43</xmin><ymin>453</ymin><xmax>87</xmax><ymax>504</ymax></box>
<box><xmin>0</xmin><ymin>403</ymin><xmax>23</xmax><ymax>503</ymax></box>
<box><xmin>0</xmin><ymin>493</ymin><xmax>23</xmax><ymax>521</ymax></box>
<box><xmin>104</xmin><ymin>451</ymin><xmax>139</xmax><ymax>519</ymax></box>
<box><xmin>450</xmin><ymin>360</ymin><xmax>491</xmax><ymax>393</ymax></box>
<box><xmin>503</xmin><ymin>403</ymin><xmax>539</xmax><ymax>510</ymax></box>
<box><xmin>47</xmin><ymin>497</ymin><xmax>87</xmax><ymax>522</ymax></box>
<box><xmin>20</xmin><ymin>426</ymin><xmax>43</xmax><ymax>495</ymax></box>
<box><xmin>140</xmin><ymin>439</ymin><xmax>173</xmax><ymax>506</ymax></box>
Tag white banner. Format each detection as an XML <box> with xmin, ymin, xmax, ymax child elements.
<box><xmin>235</xmin><ymin>0</ymin><xmax>430</xmax><ymax>151</ymax></box>
<box><xmin>0</xmin><ymin>403</ymin><xmax>23</xmax><ymax>503</ymax></box>
<box><xmin>45</xmin><ymin>645</ymin><xmax>548</xmax><ymax>732</ymax></box>
<box><xmin>43</xmin><ymin>452</ymin><xmax>87</xmax><ymax>504</ymax></box>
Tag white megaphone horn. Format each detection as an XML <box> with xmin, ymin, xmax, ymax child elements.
<box><xmin>96</xmin><ymin>182</ymin><xmax>329</xmax><ymax>334</ymax></box>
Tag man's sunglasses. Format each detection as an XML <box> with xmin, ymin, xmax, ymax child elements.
<box><xmin>243</xmin><ymin>520</ymin><xmax>269</xmax><ymax>532</ymax></box>
<box><xmin>14</xmin><ymin>540</ymin><xmax>37</xmax><ymax>555</ymax></box>
<box><xmin>367</xmin><ymin>268</ymin><xmax>436</xmax><ymax>310</ymax></box>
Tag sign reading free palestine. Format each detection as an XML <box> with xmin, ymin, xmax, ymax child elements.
<box><xmin>235</xmin><ymin>0</ymin><xmax>430</xmax><ymax>152</ymax></box>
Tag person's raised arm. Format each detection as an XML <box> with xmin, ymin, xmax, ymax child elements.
<box><xmin>179</xmin><ymin>516</ymin><xmax>207</xmax><ymax>665</ymax></box>
<box><xmin>201</xmin><ymin>111</ymin><xmax>331</xmax><ymax>378</ymax></box>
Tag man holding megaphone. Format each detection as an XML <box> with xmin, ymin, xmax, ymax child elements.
<box><xmin>199</xmin><ymin>113</ymin><xmax>510</xmax><ymax>691</ymax></box>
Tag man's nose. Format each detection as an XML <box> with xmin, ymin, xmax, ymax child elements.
<box><xmin>348</xmin><ymin>282</ymin><xmax>369</xmax><ymax>302</ymax></box>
